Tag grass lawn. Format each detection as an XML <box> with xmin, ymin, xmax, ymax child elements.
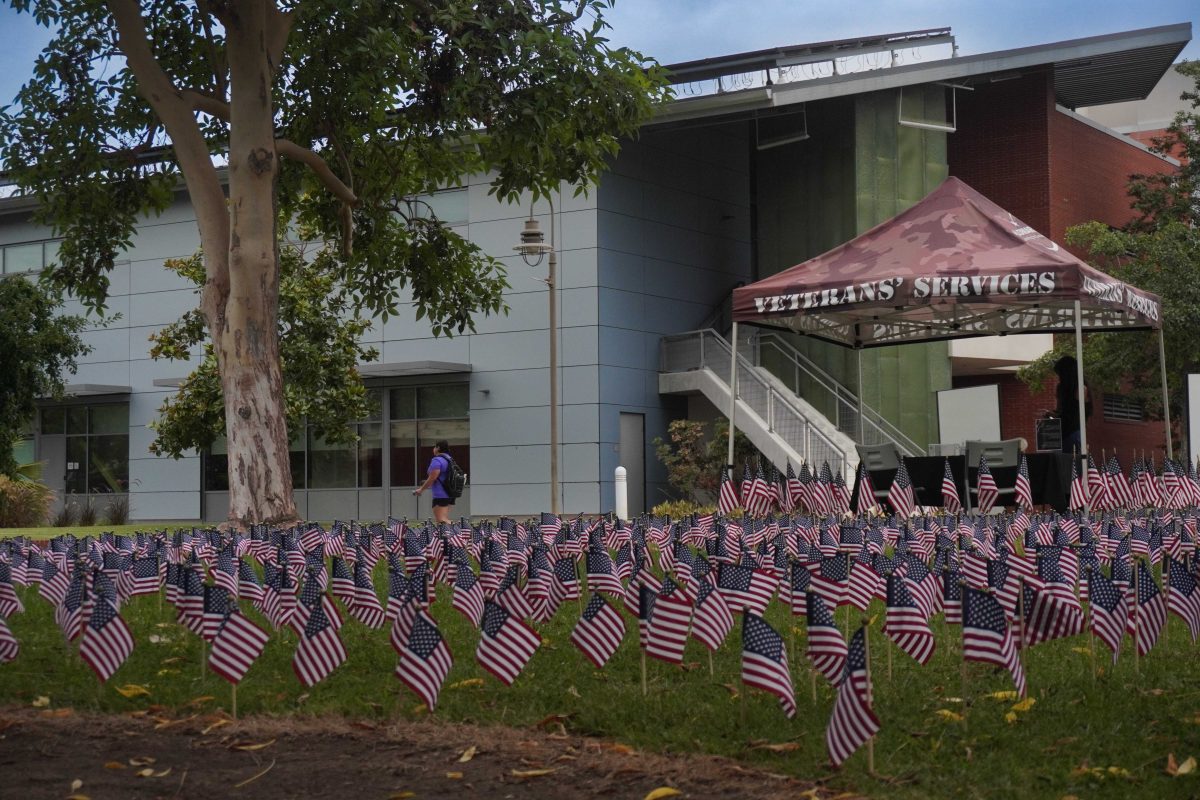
<box><xmin>0</xmin><ymin>523</ymin><xmax>200</xmax><ymax>540</ymax></box>
<box><xmin>2</xmin><ymin>557</ymin><xmax>1198</xmax><ymax>800</ymax></box>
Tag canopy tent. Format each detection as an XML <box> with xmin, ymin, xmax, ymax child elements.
<box><xmin>725</xmin><ymin>176</ymin><xmax>1170</xmax><ymax>495</ymax></box>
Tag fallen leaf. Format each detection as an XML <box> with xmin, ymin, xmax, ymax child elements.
<box><xmin>1167</xmin><ymin>753</ymin><xmax>1180</xmax><ymax>776</ymax></box>
<box><xmin>70</xmin><ymin>779</ymin><xmax>83</xmax><ymax>791</ymax></box>
<box><xmin>233</xmin><ymin>759</ymin><xmax>275</xmax><ymax>789</ymax></box>
<box><xmin>153</xmin><ymin>769</ymin><xmax>171</xmax><ymax>778</ymax></box>
<box><xmin>231</xmin><ymin>739</ymin><xmax>276</xmax><ymax>751</ymax></box>
<box><xmin>448</xmin><ymin>678</ymin><xmax>484</xmax><ymax>690</ymax></box>
<box><xmin>535</xmin><ymin>713</ymin><xmax>573</xmax><ymax>728</ymax></box>
<box><xmin>510</xmin><ymin>768</ymin><xmax>556</xmax><ymax>778</ymax></box>
<box><xmin>566</xmin><ymin>686</ymin><xmax>581</xmax><ymax>698</ymax></box>
<box><xmin>103</xmin><ymin>762</ymin><xmax>124</xmax><ymax>770</ymax></box>
<box><xmin>40</xmin><ymin>708</ymin><xmax>73</xmax><ymax>718</ymax></box>
<box><xmin>129</xmin><ymin>757</ymin><xmax>156</xmax><ymax>767</ymax></box>
<box><xmin>388</xmin><ymin>794</ymin><xmax>416</xmax><ymax>799</ymax></box>
<box><xmin>1011</xmin><ymin>698</ymin><xmax>1037</xmax><ymax>713</ymax></box>
<box><xmin>114</xmin><ymin>684</ymin><xmax>151</xmax><ymax>699</ymax></box>
<box><xmin>984</xmin><ymin>691</ymin><xmax>1017</xmax><ymax>701</ymax></box>
<box><xmin>644</xmin><ymin>789</ymin><xmax>683</xmax><ymax>800</ymax></box>
<box><xmin>201</xmin><ymin>718</ymin><xmax>231</xmax><ymax>735</ymax></box>
<box><xmin>136</xmin><ymin>768</ymin><xmax>155</xmax><ymax>778</ymax></box>
<box><xmin>31</xmin><ymin>696</ymin><xmax>50</xmax><ymax>708</ymax></box>
<box><xmin>599</xmin><ymin>742</ymin><xmax>636</xmax><ymax>755</ymax></box>
<box><xmin>187</xmin><ymin>696</ymin><xmax>215</xmax><ymax>707</ymax></box>
<box><xmin>749</xmin><ymin>742</ymin><xmax>801</xmax><ymax>752</ymax></box>
<box><xmin>65</xmin><ymin>796</ymin><xmax>89</xmax><ymax>800</ymax></box>
<box><xmin>160</xmin><ymin>657</ymin><xmax>182</xmax><ymax>665</ymax></box>
<box><xmin>1071</xmin><ymin>647</ymin><xmax>1091</xmax><ymax>655</ymax></box>
<box><xmin>1005</xmin><ymin>712</ymin><xmax>1019</xmax><ymax>725</ymax></box>
<box><xmin>445</xmin><ymin>771</ymin><xmax>463</xmax><ymax>779</ymax></box>
<box><xmin>1179</xmin><ymin>757</ymin><xmax>1197</xmax><ymax>776</ymax></box>
<box><xmin>458</xmin><ymin>746</ymin><xmax>477</xmax><ymax>763</ymax></box>
<box><xmin>935</xmin><ymin>709</ymin><xmax>963</xmax><ymax>722</ymax></box>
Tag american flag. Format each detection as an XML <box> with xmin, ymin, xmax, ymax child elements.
<box><xmin>691</xmin><ymin>580</ymin><xmax>734</xmax><ymax>652</ymax></box>
<box><xmin>1021</xmin><ymin>571</ymin><xmax>1082</xmax><ymax>647</ymax></box>
<box><xmin>717</xmin><ymin>466</ymin><xmax>740</xmax><ymax>516</ymax></box>
<box><xmin>78</xmin><ymin>592</ymin><xmax>134</xmax><ymax>682</ymax></box>
<box><xmin>749</xmin><ymin>461</ymin><xmax>774</xmax><ymax>516</ymax></box>
<box><xmin>177</xmin><ymin>565</ymin><xmax>206</xmax><ymax>635</ymax></box>
<box><xmin>941</xmin><ymin>458</ymin><xmax>962</xmax><ymax>513</ymax></box>
<box><xmin>832</xmin><ymin>470</ymin><xmax>852</xmax><ymax>514</ymax></box>
<box><xmin>797</xmin><ymin>462</ymin><xmax>816</xmax><ymax>512</ymax></box>
<box><xmin>846</xmin><ymin>552</ymin><xmax>882</xmax><ymax>612</ymax></box>
<box><xmin>237</xmin><ymin>558</ymin><xmax>263</xmax><ymax>605</ymax></box>
<box><xmin>787</xmin><ymin>461</ymin><xmax>805</xmax><ymax>513</ymax></box>
<box><xmin>1087</xmin><ymin>454</ymin><xmax>1111</xmax><ymax>510</ymax></box>
<box><xmin>741</xmin><ymin>612</ymin><xmax>795</xmax><ymax>719</ymax></box>
<box><xmin>975</xmin><ymin>454</ymin><xmax>999</xmax><ymax>514</ymax></box>
<box><xmin>549</xmin><ymin>556</ymin><xmax>580</xmax><ymax>612</ymax></box>
<box><xmin>1086</xmin><ymin>568</ymin><xmax>1127</xmax><ymax>662</ymax></box>
<box><xmin>56</xmin><ymin>569</ymin><xmax>86</xmax><ymax>641</ymax></box>
<box><xmin>887</xmin><ymin>460</ymin><xmax>916</xmax><ymax>518</ymax></box>
<box><xmin>586</xmin><ymin>548</ymin><xmax>625</xmax><ymax>598</ymax></box>
<box><xmin>394</xmin><ymin>610</ymin><xmax>453</xmax><ymax>711</ymax></box>
<box><xmin>476</xmin><ymin>600</ymin><xmax>541</xmax><ymax>686</ymax></box>
<box><xmin>451</xmin><ymin>561</ymin><xmax>484</xmax><ymax>628</ymax></box>
<box><xmin>1134</xmin><ymin>560</ymin><xmax>1166</xmax><ymax>656</ymax></box>
<box><xmin>1168</xmin><ymin>558</ymin><xmax>1200</xmax><ymax>642</ymax></box>
<box><xmin>292</xmin><ymin>601</ymin><xmax>348</xmax><ymax>687</ymax></box>
<box><xmin>776</xmin><ymin>465</ymin><xmax>795</xmax><ymax>513</ymax></box>
<box><xmin>855</xmin><ymin>462</ymin><xmax>878</xmax><ymax>515</ymax></box>
<box><xmin>1107</xmin><ymin>455</ymin><xmax>1136</xmax><ymax>508</ymax></box>
<box><xmin>962</xmin><ymin>587</ymin><xmax>1025</xmax><ymax>697</ymax></box>
<box><xmin>810</xmin><ymin>554</ymin><xmax>850</xmax><ymax>608</ymax></box>
<box><xmin>0</xmin><ymin>614</ymin><xmax>17</xmax><ymax>664</ymax></box>
<box><xmin>715</xmin><ymin>563</ymin><xmax>774</xmax><ymax>615</ymax></box>
<box><xmin>494</xmin><ymin>565</ymin><xmax>534</xmax><ymax>621</ymax></box>
<box><xmin>347</xmin><ymin>559</ymin><xmax>385</xmax><ymax>629</ymax></box>
<box><xmin>330</xmin><ymin>556</ymin><xmax>354</xmax><ymax>602</ymax></box>
<box><xmin>826</xmin><ymin>627</ymin><xmax>879</xmax><ymax>767</ymax></box>
<box><xmin>201</xmin><ymin>584</ymin><xmax>234</xmax><ymax>642</ymax></box>
<box><xmin>740</xmin><ymin>463</ymin><xmax>755</xmax><ymax>511</ymax></box>
<box><xmin>1069</xmin><ymin>455</ymin><xmax>1089</xmax><ymax>511</ymax></box>
<box><xmin>884</xmin><ymin>573</ymin><xmax>934</xmax><ymax>665</ymax></box>
<box><xmin>209</xmin><ymin>609</ymin><xmax>270</xmax><ymax>684</ymax></box>
<box><xmin>1014</xmin><ymin>454</ymin><xmax>1033</xmax><ymax>510</ymax></box>
<box><xmin>812</xmin><ymin>462</ymin><xmax>836</xmax><ymax>516</ymax></box>
<box><xmin>645</xmin><ymin>577</ymin><xmax>693</xmax><ymax>664</ymax></box>
<box><xmin>942</xmin><ymin>567</ymin><xmax>963</xmax><ymax>625</ymax></box>
<box><xmin>213</xmin><ymin>547</ymin><xmax>238</xmax><ymax>596</ymax></box>
<box><xmin>570</xmin><ymin>592</ymin><xmax>626</xmax><ymax>668</ymax></box>
<box><xmin>38</xmin><ymin>557</ymin><xmax>70</xmax><ymax>608</ymax></box>
<box><xmin>806</xmin><ymin>592</ymin><xmax>848</xmax><ymax>685</ymax></box>
<box><xmin>121</xmin><ymin>556</ymin><xmax>161</xmax><ymax>599</ymax></box>
<box><xmin>291</xmin><ymin>569</ymin><xmax>345</xmax><ymax>636</ymax></box>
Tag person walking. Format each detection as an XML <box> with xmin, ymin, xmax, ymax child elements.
<box><xmin>413</xmin><ymin>439</ymin><xmax>455</xmax><ymax>524</ymax></box>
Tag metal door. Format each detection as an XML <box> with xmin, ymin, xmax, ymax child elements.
<box><xmin>618</xmin><ymin>412</ymin><xmax>645</xmax><ymax>516</ymax></box>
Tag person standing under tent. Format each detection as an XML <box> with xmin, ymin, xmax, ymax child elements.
<box><xmin>413</xmin><ymin>439</ymin><xmax>455</xmax><ymax>524</ymax></box>
<box><xmin>1054</xmin><ymin>356</ymin><xmax>1091</xmax><ymax>454</ymax></box>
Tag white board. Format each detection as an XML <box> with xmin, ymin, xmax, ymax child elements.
<box><xmin>1189</xmin><ymin>374</ymin><xmax>1200</xmax><ymax>461</ymax></box>
<box><xmin>937</xmin><ymin>385</ymin><xmax>1001</xmax><ymax>448</ymax></box>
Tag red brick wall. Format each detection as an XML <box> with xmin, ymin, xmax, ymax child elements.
<box><xmin>947</xmin><ymin>70</ymin><xmax>1054</xmax><ymax>235</ymax></box>
<box><xmin>952</xmin><ymin>374</ymin><xmax>1167</xmax><ymax>460</ymax></box>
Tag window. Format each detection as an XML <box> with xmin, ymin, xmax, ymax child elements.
<box><xmin>41</xmin><ymin>403</ymin><xmax>129</xmax><ymax>494</ymax></box>
<box><xmin>204</xmin><ymin>431</ymin><xmax>307</xmax><ymax>492</ymax></box>
<box><xmin>392</xmin><ymin>384</ymin><xmax>470</xmax><ymax>488</ymax></box>
<box><xmin>11</xmin><ymin>421</ymin><xmax>34</xmax><ymax>468</ymax></box>
<box><xmin>398</xmin><ymin>188</ymin><xmax>469</xmax><ymax>227</ymax></box>
<box><xmin>2</xmin><ymin>239</ymin><xmax>62</xmax><ymax>274</ymax></box>
<box><xmin>1103</xmin><ymin>393</ymin><xmax>1144</xmax><ymax>423</ymax></box>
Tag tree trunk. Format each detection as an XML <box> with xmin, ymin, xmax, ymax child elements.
<box><xmin>217</xmin><ymin>2</ymin><xmax>299</xmax><ymax>528</ymax></box>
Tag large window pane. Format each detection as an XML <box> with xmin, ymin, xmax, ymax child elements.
<box><xmin>66</xmin><ymin>406</ymin><xmax>88</xmax><ymax>435</ymax></box>
<box><xmin>41</xmin><ymin>407</ymin><xmax>65</xmax><ymax>435</ymax></box>
<box><xmin>358</xmin><ymin>423</ymin><xmax>383</xmax><ymax>487</ymax></box>
<box><xmin>65</xmin><ymin>437</ymin><xmax>87</xmax><ymax>494</ymax></box>
<box><xmin>88</xmin><ymin>434</ymin><xmax>128</xmax><ymax>493</ymax></box>
<box><xmin>204</xmin><ymin>453</ymin><xmax>230</xmax><ymax>491</ymax></box>
<box><xmin>89</xmin><ymin>404</ymin><xmax>129</xmax><ymax>434</ymax></box>
<box><xmin>307</xmin><ymin>429</ymin><xmax>356</xmax><ymax>488</ymax></box>
<box><xmin>290</xmin><ymin>431</ymin><xmax>306</xmax><ymax>490</ymax></box>
<box><xmin>389</xmin><ymin>387</ymin><xmax>416</xmax><ymax>421</ymax></box>
<box><xmin>12</xmin><ymin>435</ymin><xmax>34</xmax><ymax>467</ymax></box>
<box><xmin>3</xmin><ymin>242</ymin><xmax>43</xmax><ymax>274</ymax></box>
<box><xmin>389</xmin><ymin>420</ymin><xmax>417</xmax><ymax>487</ymax></box>
<box><xmin>418</xmin><ymin>419</ymin><xmax>470</xmax><ymax>481</ymax></box>
<box><xmin>43</xmin><ymin>240</ymin><xmax>60</xmax><ymax>269</ymax></box>
<box><xmin>418</xmin><ymin>385</ymin><xmax>468</xmax><ymax>419</ymax></box>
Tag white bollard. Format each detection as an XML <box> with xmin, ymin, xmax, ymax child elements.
<box><xmin>614</xmin><ymin>466</ymin><xmax>628</xmax><ymax>521</ymax></box>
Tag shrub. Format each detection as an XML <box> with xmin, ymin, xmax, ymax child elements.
<box><xmin>0</xmin><ymin>474</ymin><xmax>54</xmax><ymax>527</ymax></box>
<box><xmin>78</xmin><ymin>499</ymin><xmax>98</xmax><ymax>527</ymax></box>
<box><xmin>652</xmin><ymin>418</ymin><xmax>760</xmax><ymax>505</ymax></box>
<box><xmin>650</xmin><ymin>500</ymin><xmax>719</xmax><ymax>519</ymax></box>
<box><xmin>105</xmin><ymin>494</ymin><xmax>131</xmax><ymax>526</ymax></box>
<box><xmin>51</xmin><ymin>501</ymin><xmax>76</xmax><ymax>528</ymax></box>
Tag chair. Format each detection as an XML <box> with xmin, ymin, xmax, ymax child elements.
<box><xmin>965</xmin><ymin>439</ymin><xmax>1022</xmax><ymax>511</ymax></box>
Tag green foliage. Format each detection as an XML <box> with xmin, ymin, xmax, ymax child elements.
<box><xmin>2</xmin><ymin>556</ymin><xmax>1199</xmax><ymax>799</ymax></box>
<box><xmin>147</xmin><ymin>246</ymin><xmax>380</xmax><ymax>457</ymax></box>
<box><xmin>1126</xmin><ymin>61</ymin><xmax>1200</xmax><ymax>230</ymax></box>
<box><xmin>652</xmin><ymin>419</ymin><xmax>760</xmax><ymax>504</ymax></box>
<box><xmin>0</xmin><ymin>474</ymin><xmax>53</xmax><ymax>527</ymax></box>
<box><xmin>648</xmin><ymin>499</ymin><xmax>717</xmax><ymax>519</ymax></box>
<box><xmin>0</xmin><ymin>277</ymin><xmax>89</xmax><ymax>477</ymax></box>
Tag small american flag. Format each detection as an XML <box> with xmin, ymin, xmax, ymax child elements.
<box><xmin>1014</xmin><ymin>455</ymin><xmax>1034</xmax><ymax>510</ymax></box>
<box><xmin>718</xmin><ymin>467</ymin><xmax>740</xmax><ymax>516</ymax></box>
<box><xmin>975</xmin><ymin>455</ymin><xmax>999</xmax><ymax>514</ymax></box>
<box><xmin>1134</xmin><ymin>560</ymin><xmax>1166</xmax><ymax>656</ymax></box>
<box><xmin>645</xmin><ymin>577</ymin><xmax>693</xmax><ymax>665</ymax></box>
<box><xmin>846</xmin><ymin>552</ymin><xmax>881</xmax><ymax>612</ymax></box>
<box><xmin>452</xmin><ymin>561</ymin><xmax>485</xmax><ymax>628</ymax></box>
<box><xmin>715</xmin><ymin>563</ymin><xmax>774</xmax><ymax>615</ymax></box>
<box><xmin>887</xmin><ymin>461</ymin><xmax>915</xmax><ymax>518</ymax></box>
<box><xmin>806</xmin><ymin>592</ymin><xmax>848</xmax><ymax>685</ymax></box>
<box><xmin>884</xmin><ymin>573</ymin><xmax>935</xmax><ymax>665</ymax></box>
<box><xmin>78</xmin><ymin>592</ymin><xmax>134</xmax><ymax>682</ymax></box>
<box><xmin>1107</xmin><ymin>455</ymin><xmax>1136</xmax><ymax>509</ymax></box>
<box><xmin>237</xmin><ymin>558</ymin><xmax>263</xmax><ymax>605</ymax></box>
<box><xmin>741</xmin><ymin>612</ymin><xmax>795</xmax><ymax>719</ymax></box>
<box><xmin>1087</xmin><ymin>568</ymin><xmax>1127</xmax><ymax>662</ymax></box>
<box><xmin>750</xmin><ymin>462</ymin><xmax>774</xmax><ymax>516</ymax></box>
<box><xmin>209</xmin><ymin>609</ymin><xmax>270</xmax><ymax>684</ymax></box>
<box><xmin>962</xmin><ymin>587</ymin><xmax>1025</xmax><ymax>697</ymax></box>
<box><xmin>826</xmin><ymin>627</ymin><xmax>879</xmax><ymax>767</ymax></box>
<box><xmin>787</xmin><ymin>461</ymin><xmax>805</xmax><ymax>513</ymax></box>
<box><xmin>394</xmin><ymin>610</ymin><xmax>453</xmax><ymax>711</ymax></box>
<box><xmin>942</xmin><ymin>567</ymin><xmax>963</xmax><ymax>626</ymax></box>
<box><xmin>292</xmin><ymin>601</ymin><xmax>347</xmax><ymax>687</ymax></box>
<box><xmin>476</xmin><ymin>600</ymin><xmax>540</xmax><ymax>686</ymax></box>
<box><xmin>809</xmin><ymin>554</ymin><xmax>850</xmax><ymax>609</ymax></box>
<box><xmin>941</xmin><ymin>458</ymin><xmax>962</xmax><ymax>514</ymax></box>
<box><xmin>570</xmin><ymin>592</ymin><xmax>626</xmax><ymax>668</ymax></box>
<box><xmin>1168</xmin><ymin>558</ymin><xmax>1200</xmax><ymax>641</ymax></box>
<box><xmin>1087</xmin><ymin>454</ymin><xmax>1111</xmax><ymax>510</ymax></box>
<box><xmin>39</xmin><ymin>557</ymin><xmax>70</xmax><ymax>608</ymax></box>
<box><xmin>1069</xmin><ymin>455</ymin><xmax>1089</xmax><ymax>510</ymax></box>
<box><xmin>691</xmin><ymin>580</ymin><xmax>733</xmax><ymax>652</ymax></box>
<box><xmin>813</xmin><ymin>462</ymin><xmax>836</xmax><ymax>516</ymax></box>
<box><xmin>855</xmin><ymin>462</ymin><xmax>878</xmax><ymax>515</ymax></box>
<box><xmin>586</xmin><ymin>548</ymin><xmax>624</xmax><ymax>598</ymax></box>
<box><xmin>122</xmin><ymin>556</ymin><xmax>160</xmax><ymax>599</ymax></box>
<box><xmin>0</xmin><ymin>614</ymin><xmax>18</xmax><ymax>663</ymax></box>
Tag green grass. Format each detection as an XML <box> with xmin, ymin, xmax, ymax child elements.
<box><xmin>2</xmin><ymin>570</ymin><xmax>1198</xmax><ymax>800</ymax></box>
<box><xmin>0</xmin><ymin>523</ymin><xmax>200</xmax><ymax>540</ymax></box>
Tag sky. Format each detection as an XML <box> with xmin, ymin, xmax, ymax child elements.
<box><xmin>0</xmin><ymin>1</ymin><xmax>1196</xmax><ymax>110</ymax></box>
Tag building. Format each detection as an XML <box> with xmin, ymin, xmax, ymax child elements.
<box><xmin>0</xmin><ymin>23</ymin><xmax>1189</xmax><ymax>523</ymax></box>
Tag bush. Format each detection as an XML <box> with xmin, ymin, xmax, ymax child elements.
<box><xmin>650</xmin><ymin>500</ymin><xmax>719</xmax><ymax>519</ymax></box>
<box><xmin>105</xmin><ymin>494</ymin><xmax>131</xmax><ymax>526</ymax></box>
<box><xmin>652</xmin><ymin>418</ymin><xmax>760</xmax><ymax>505</ymax></box>
<box><xmin>0</xmin><ymin>474</ymin><xmax>54</xmax><ymax>527</ymax></box>
<box><xmin>78</xmin><ymin>499</ymin><xmax>98</xmax><ymax>527</ymax></box>
<box><xmin>51</xmin><ymin>501</ymin><xmax>76</xmax><ymax>528</ymax></box>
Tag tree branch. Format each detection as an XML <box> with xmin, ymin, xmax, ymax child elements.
<box><xmin>264</xmin><ymin>3</ymin><xmax>295</xmax><ymax>73</ymax></box>
<box><xmin>545</xmin><ymin>1</ymin><xmax>588</xmax><ymax>27</ymax></box>
<box><xmin>182</xmin><ymin>88</ymin><xmax>230</xmax><ymax>120</ymax></box>
<box><xmin>275</xmin><ymin>138</ymin><xmax>358</xmax><ymax>206</ymax></box>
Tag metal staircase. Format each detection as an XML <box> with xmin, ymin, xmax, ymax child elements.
<box><xmin>658</xmin><ymin>328</ymin><xmax>924</xmax><ymax>479</ymax></box>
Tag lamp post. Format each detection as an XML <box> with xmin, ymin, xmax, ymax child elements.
<box><xmin>513</xmin><ymin>200</ymin><xmax>560</xmax><ymax>515</ymax></box>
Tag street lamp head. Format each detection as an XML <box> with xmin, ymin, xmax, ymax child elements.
<box><xmin>514</xmin><ymin>216</ymin><xmax>552</xmax><ymax>266</ymax></box>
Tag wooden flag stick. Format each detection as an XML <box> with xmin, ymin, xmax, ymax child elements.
<box><xmin>886</xmin><ymin>631</ymin><xmax>893</xmax><ymax>682</ymax></box>
<box><xmin>708</xmin><ymin>647</ymin><xmax>714</xmax><ymax>677</ymax></box>
<box><xmin>640</xmin><ymin>650</ymin><xmax>647</xmax><ymax>697</ymax></box>
<box><xmin>811</xmin><ymin>661</ymin><xmax>818</xmax><ymax>703</ymax></box>
<box><xmin>1133</xmin><ymin>562</ymin><xmax>1140</xmax><ymax>675</ymax></box>
<box><xmin>231</xmin><ymin>683</ymin><xmax>238</xmax><ymax>721</ymax></box>
<box><xmin>1164</xmin><ymin>555</ymin><xmax>1171</xmax><ymax>646</ymax></box>
<box><xmin>863</xmin><ymin>621</ymin><xmax>876</xmax><ymax>774</ymax></box>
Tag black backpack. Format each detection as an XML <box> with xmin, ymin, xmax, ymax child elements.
<box><xmin>438</xmin><ymin>454</ymin><xmax>467</xmax><ymax>500</ymax></box>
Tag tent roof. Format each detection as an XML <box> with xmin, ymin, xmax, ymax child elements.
<box><xmin>731</xmin><ymin>176</ymin><xmax>1162</xmax><ymax>348</ymax></box>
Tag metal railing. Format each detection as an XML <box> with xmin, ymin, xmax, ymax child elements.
<box><xmin>660</xmin><ymin>329</ymin><xmax>855</xmax><ymax>473</ymax></box>
<box><xmin>747</xmin><ymin>330</ymin><xmax>925</xmax><ymax>456</ymax></box>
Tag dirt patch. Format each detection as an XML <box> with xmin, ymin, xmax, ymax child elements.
<box><xmin>0</xmin><ymin>708</ymin><xmax>856</xmax><ymax>799</ymax></box>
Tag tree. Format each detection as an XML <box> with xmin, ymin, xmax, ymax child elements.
<box><xmin>653</xmin><ymin>419</ymin><xmax>759</xmax><ymax>506</ymax></box>
<box><xmin>1019</xmin><ymin>63</ymin><xmax>1200</xmax><ymax>445</ymax></box>
<box><xmin>0</xmin><ymin>0</ymin><xmax>666</xmax><ymax>527</ymax></box>
<box><xmin>0</xmin><ymin>277</ymin><xmax>89</xmax><ymax>477</ymax></box>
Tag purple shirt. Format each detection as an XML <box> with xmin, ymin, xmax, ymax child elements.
<box><xmin>427</xmin><ymin>455</ymin><xmax>450</xmax><ymax>499</ymax></box>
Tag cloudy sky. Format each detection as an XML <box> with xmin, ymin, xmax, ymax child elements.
<box><xmin>0</xmin><ymin>1</ymin><xmax>1196</xmax><ymax>110</ymax></box>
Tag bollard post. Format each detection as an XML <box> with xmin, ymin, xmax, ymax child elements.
<box><xmin>615</xmin><ymin>466</ymin><xmax>628</xmax><ymax>521</ymax></box>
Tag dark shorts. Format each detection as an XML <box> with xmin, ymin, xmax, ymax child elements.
<box><xmin>432</xmin><ymin>498</ymin><xmax>453</xmax><ymax>507</ymax></box>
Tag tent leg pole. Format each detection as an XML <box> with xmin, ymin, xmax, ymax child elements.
<box><xmin>1160</xmin><ymin>326</ymin><xmax>1173</xmax><ymax>460</ymax></box>
<box><xmin>727</xmin><ymin>322</ymin><xmax>739</xmax><ymax>471</ymax></box>
<box><xmin>1074</xmin><ymin>301</ymin><xmax>1089</xmax><ymax>516</ymax></box>
<box><xmin>857</xmin><ymin>348</ymin><xmax>865</xmax><ymax>445</ymax></box>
